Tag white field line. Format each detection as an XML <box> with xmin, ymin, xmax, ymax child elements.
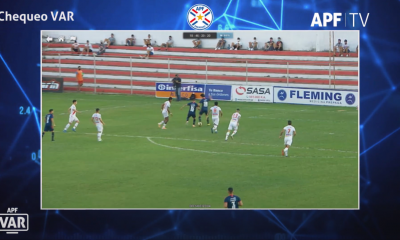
<box><xmin>145</xmin><ymin>137</ymin><xmax>355</xmax><ymax>159</ymax></box>
<box><xmin>78</xmin><ymin>132</ymin><xmax>357</xmax><ymax>154</ymax></box>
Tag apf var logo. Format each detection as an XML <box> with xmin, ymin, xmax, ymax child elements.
<box><xmin>187</xmin><ymin>4</ymin><xmax>214</xmax><ymax>30</ymax></box>
<box><xmin>0</xmin><ymin>208</ymin><xmax>29</xmax><ymax>234</ymax></box>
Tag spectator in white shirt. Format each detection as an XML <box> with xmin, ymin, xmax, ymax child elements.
<box><xmin>342</xmin><ymin>39</ymin><xmax>350</xmax><ymax>57</ymax></box>
<box><xmin>230</xmin><ymin>38</ymin><xmax>241</xmax><ymax>50</ymax></box>
<box><xmin>248</xmin><ymin>37</ymin><xmax>258</xmax><ymax>51</ymax></box>
<box><xmin>140</xmin><ymin>44</ymin><xmax>154</xmax><ymax>59</ymax></box>
<box><xmin>70</xmin><ymin>40</ymin><xmax>80</xmax><ymax>53</ymax></box>
<box><xmin>126</xmin><ymin>34</ymin><xmax>136</xmax><ymax>46</ymax></box>
<box><xmin>159</xmin><ymin>36</ymin><xmax>174</xmax><ymax>51</ymax></box>
<box><xmin>81</xmin><ymin>40</ymin><xmax>93</xmax><ymax>56</ymax></box>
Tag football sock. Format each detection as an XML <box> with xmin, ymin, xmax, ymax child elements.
<box><xmin>207</xmin><ymin>117</ymin><xmax>209</xmax><ymax>124</ymax></box>
<box><xmin>163</xmin><ymin>123</ymin><xmax>167</xmax><ymax>127</ymax></box>
<box><xmin>284</xmin><ymin>147</ymin><xmax>288</xmax><ymax>156</ymax></box>
<box><xmin>225</xmin><ymin>132</ymin><xmax>229</xmax><ymax>139</ymax></box>
<box><xmin>232</xmin><ymin>130</ymin><xmax>237</xmax><ymax>136</ymax></box>
<box><xmin>186</xmin><ymin>117</ymin><xmax>190</xmax><ymax>121</ymax></box>
<box><xmin>42</xmin><ymin>132</ymin><xmax>45</xmax><ymax>137</ymax></box>
<box><xmin>74</xmin><ymin>123</ymin><xmax>79</xmax><ymax>128</ymax></box>
<box><xmin>97</xmin><ymin>133</ymin><xmax>101</xmax><ymax>138</ymax></box>
<box><xmin>199</xmin><ymin>116</ymin><xmax>202</xmax><ymax>122</ymax></box>
<box><xmin>51</xmin><ymin>132</ymin><xmax>54</xmax><ymax>141</ymax></box>
<box><xmin>193</xmin><ymin>119</ymin><xmax>196</xmax><ymax>125</ymax></box>
<box><xmin>64</xmin><ymin>123</ymin><xmax>70</xmax><ymax>130</ymax></box>
<box><xmin>213</xmin><ymin>125</ymin><xmax>217</xmax><ymax>130</ymax></box>
<box><xmin>159</xmin><ymin>121</ymin><xmax>164</xmax><ymax>125</ymax></box>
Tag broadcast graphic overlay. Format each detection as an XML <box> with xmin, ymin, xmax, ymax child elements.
<box><xmin>1</xmin><ymin>0</ymin><xmax>400</xmax><ymax>239</ymax></box>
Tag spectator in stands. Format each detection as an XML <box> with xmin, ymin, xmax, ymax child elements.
<box><xmin>274</xmin><ymin>37</ymin><xmax>283</xmax><ymax>51</ymax></box>
<box><xmin>71</xmin><ymin>40</ymin><xmax>80</xmax><ymax>53</ymax></box>
<box><xmin>215</xmin><ymin>36</ymin><xmax>226</xmax><ymax>50</ymax></box>
<box><xmin>193</xmin><ymin>38</ymin><xmax>201</xmax><ymax>48</ymax></box>
<box><xmin>248</xmin><ymin>37</ymin><xmax>258</xmax><ymax>51</ymax></box>
<box><xmin>81</xmin><ymin>40</ymin><xmax>93</xmax><ymax>56</ymax></box>
<box><xmin>159</xmin><ymin>36</ymin><xmax>174</xmax><ymax>51</ymax></box>
<box><xmin>172</xmin><ymin>74</ymin><xmax>182</xmax><ymax>101</ymax></box>
<box><xmin>126</xmin><ymin>34</ymin><xmax>136</xmax><ymax>46</ymax></box>
<box><xmin>104</xmin><ymin>33</ymin><xmax>115</xmax><ymax>48</ymax></box>
<box><xmin>143</xmin><ymin>34</ymin><xmax>152</xmax><ymax>47</ymax></box>
<box><xmin>230</xmin><ymin>37</ymin><xmax>241</xmax><ymax>50</ymax></box>
<box><xmin>140</xmin><ymin>44</ymin><xmax>154</xmax><ymax>59</ymax></box>
<box><xmin>76</xmin><ymin>66</ymin><xmax>84</xmax><ymax>92</ymax></box>
<box><xmin>95</xmin><ymin>41</ymin><xmax>106</xmax><ymax>56</ymax></box>
<box><xmin>334</xmin><ymin>39</ymin><xmax>343</xmax><ymax>57</ymax></box>
<box><xmin>342</xmin><ymin>39</ymin><xmax>350</xmax><ymax>57</ymax></box>
<box><xmin>264</xmin><ymin>37</ymin><xmax>274</xmax><ymax>51</ymax></box>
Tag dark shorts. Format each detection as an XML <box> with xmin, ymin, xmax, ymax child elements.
<box><xmin>88</xmin><ymin>49</ymin><xmax>93</xmax><ymax>52</ymax></box>
<box><xmin>44</xmin><ymin>124</ymin><xmax>53</xmax><ymax>132</ymax></box>
<box><xmin>187</xmin><ymin>112</ymin><xmax>196</xmax><ymax>118</ymax></box>
<box><xmin>199</xmin><ymin>109</ymin><xmax>208</xmax><ymax>115</ymax></box>
<box><xmin>72</xmin><ymin>48</ymin><xmax>79</xmax><ymax>52</ymax></box>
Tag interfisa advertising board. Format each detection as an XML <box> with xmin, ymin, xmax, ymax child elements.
<box><xmin>273</xmin><ymin>87</ymin><xmax>358</xmax><ymax>107</ymax></box>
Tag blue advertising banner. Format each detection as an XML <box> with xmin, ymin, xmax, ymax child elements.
<box><xmin>205</xmin><ymin>84</ymin><xmax>232</xmax><ymax>100</ymax></box>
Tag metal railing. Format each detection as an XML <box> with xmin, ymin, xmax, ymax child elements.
<box><xmin>42</xmin><ymin>52</ymin><xmax>357</xmax><ymax>94</ymax></box>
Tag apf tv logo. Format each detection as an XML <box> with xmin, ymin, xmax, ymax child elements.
<box><xmin>0</xmin><ymin>208</ymin><xmax>29</xmax><ymax>234</ymax></box>
<box><xmin>311</xmin><ymin>13</ymin><xmax>370</xmax><ymax>27</ymax></box>
<box><xmin>187</xmin><ymin>4</ymin><xmax>214</xmax><ymax>30</ymax></box>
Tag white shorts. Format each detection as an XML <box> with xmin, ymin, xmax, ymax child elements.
<box><xmin>228</xmin><ymin>122</ymin><xmax>238</xmax><ymax>131</ymax></box>
<box><xmin>212</xmin><ymin>117</ymin><xmax>219</xmax><ymax>126</ymax></box>
<box><xmin>69</xmin><ymin>115</ymin><xmax>79</xmax><ymax>123</ymax></box>
<box><xmin>96</xmin><ymin>123</ymin><xmax>103</xmax><ymax>132</ymax></box>
<box><xmin>162</xmin><ymin>111</ymin><xmax>169</xmax><ymax>118</ymax></box>
<box><xmin>284</xmin><ymin>137</ymin><xmax>293</xmax><ymax>146</ymax></box>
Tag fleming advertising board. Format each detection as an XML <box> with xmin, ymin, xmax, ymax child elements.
<box><xmin>273</xmin><ymin>87</ymin><xmax>358</xmax><ymax>107</ymax></box>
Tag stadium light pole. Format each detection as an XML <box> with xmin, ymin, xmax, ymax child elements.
<box><xmin>58</xmin><ymin>53</ymin><xmax>61</xmax><ymax>77</ymax></box>
<box><xmin>246</xmin><ymin>60</ymin><xmax>248</xmax><ymax>85</ymax></box>
<box><xmin>286</xmin><ymin>62</ymin><xmax>289</xmax><ymax>86</ymax></box>
<box><xmin>168</xmin><ymin>58</ymin><xmax>170</xmax><ymax>80</ymax></box>
<box><xmin>94</xmin><ymin>55</ymin><xmax>97</xmax><ymax>94</ymax></box>
<box><xmin>130</xmin><ymin>57</ymin><xmax>133</xmax><ymax>95</ymax></box>
<box><xmin>206</xmin><ymin>59</ymin><xmax>208</xmax><ymax>85</ymax></box>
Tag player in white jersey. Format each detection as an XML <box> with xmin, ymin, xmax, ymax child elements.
<box><xmin>208</xmin><ymin>102</ymin><xmax>222</xmax><ymax>133</ymax></box>
<box><xmin>279</xmin><ymin>120</ymin><xmax>296</xmax><ymax>157</ymax></box>
<box><xmin>158</xmin><ymin>97</ymin><xmax>173</xmax><ymax>129</ymax></box>
<box><xmin>63</xmin><ymin>100</ymin><xmax>80</xmax><ymax>132</ymax></box>
<box><xmin>92</xmin><ymin>108</ymin><xmax>105</xmax><ymax>141</ymax></box>
<box><xmin>225</xmin><ymin>109</ymin><xmax>241</xmax><ymax>141</ymax></box>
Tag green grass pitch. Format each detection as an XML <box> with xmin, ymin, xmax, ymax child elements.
<box><xmin>42</xmin><ymin>92</ymin><xmax>358</xmax><ymax>209</ymax></box>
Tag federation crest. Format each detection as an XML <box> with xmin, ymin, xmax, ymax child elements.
<box><xmin>345</xmin><ymin>93</ymin><xmax>356</xmax><ymax>105</ymax></box>
<box><xmin>187</xmin><ymin>4</ymin><xmax>214</xmax><ymax>30</ymax></box>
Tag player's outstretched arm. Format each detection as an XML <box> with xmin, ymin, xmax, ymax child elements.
<box><xmin>293</xmin><ymin>131</ymin><xmax>296</xmax><ymax>137</ymax></box>
<box><xmin>180</xmin><ymin>104</ymin><xmax>186</xmax><ymax>110</ymax></box>
<box><xmin>224</xmin><ymin>202</ymin><xmax>228</xmax><ymax>208</ymax></box>
<box><xmin>91</xmin><ymin>117</ymin><xmax>95</xmax><ymax>125</ymax></box>
<box><xmin>51</xmin><ymin>118</ymin><xmax>55</xmax><ymax>127</ymax></box>
<box><xmin>100</xmin><ymin>118</ymin><xmax>105</xmax><ymax>125</ymax></box>
<box><xmin>279</xmin><ymin>129</ymin><xmax>284</xmax><ymax>138</ymax></box>
<box><xmin>161</xmin><ymin>103</ymin><xmax>164</xmax><ymax>110</ymax></box>
<box><xmin>239</xmin><ymin>200</ymin><xmax>243</xmax><ymax>206</ymax></box>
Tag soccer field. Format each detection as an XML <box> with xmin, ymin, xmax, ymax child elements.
<box><xmin>42</xmin><ymin>92</ymin><xmax>358</xmax><ymax>209</ymax></box>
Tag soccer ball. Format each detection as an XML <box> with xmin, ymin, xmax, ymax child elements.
<box><xmin>198</xmin><ymin>122</ymin><xmax>202</xmax><ymax>127</ymax></box>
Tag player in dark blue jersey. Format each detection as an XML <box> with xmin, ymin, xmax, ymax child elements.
<box><xmin>42</xmin><ymin>109</ymin><xmax>55</xmax><ymax>141</ymax></box>
<box><xmin>180</xmin><ymin>100</ymin><xmax>200</xmax><ymax>127</ymax></box>
<box><xmin>198</xmin><ymin>93</ymin><xmax>212</xmax><ymax>126</ymax></box>
<box><xmin>224</xmin><ymin>187</ymin><xmax>243</xmax><ymax>209</ymax></box>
